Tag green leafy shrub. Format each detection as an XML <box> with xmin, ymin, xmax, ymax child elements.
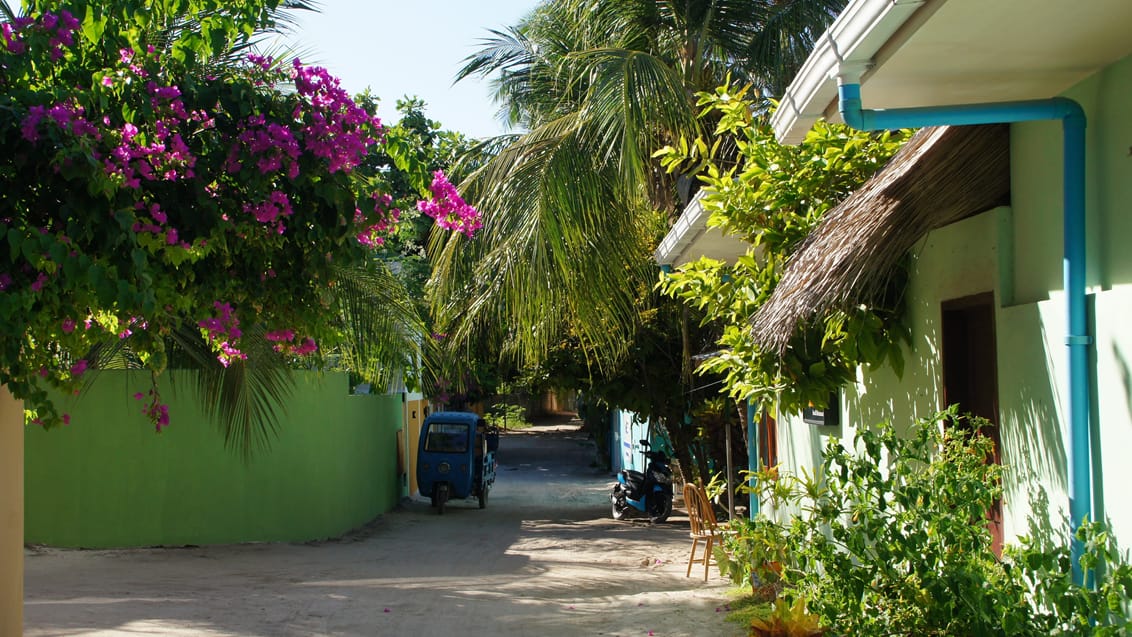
<box><xmin>748</xmin><ymin>598</ymin><xmax>827</xmax><ymax>637</ymax></box>
<box><xmin>716</xmin><ymin>466</ymin><xmax>796</xmax><ymax>599</ymax></box>
<box><xmin>716</xmin><ymin>514</ymin><xmax>788</xmax><ymax>601</ymax></box>
<box><xmin>1008</xmin><ymin>492</ymin><xmax>1132</xmax><ymax>636</ymax></box>
<box><xmin>485</xmin><ymin>402</ymin><xmax>532</xmax><ymax>430</ymax></box>
<box><xmin>742</xmin><ymin>407</ymin><xmax>1132</xmax><ymax>636</ymax></box>
<box><xmin>655</xmin><ymin>83</ymin><xmax>911</xmax><ymax>415</ymax></box>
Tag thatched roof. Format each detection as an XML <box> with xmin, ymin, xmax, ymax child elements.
<box><xmin>751</xmin><ymin>124</ymin><xmax>1011</xmax><ymax>355</ymax></box>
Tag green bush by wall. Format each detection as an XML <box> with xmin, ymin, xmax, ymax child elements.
<box><xmin>24</xmin><ymin>371</ymin><xmax>402</xmax><ymax>548</ymax></box>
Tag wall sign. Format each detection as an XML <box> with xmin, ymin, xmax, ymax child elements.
<box><xmin>802</xmin><ymin>391</ymin><xmax>840</xmax><ymax>427</ymax></box>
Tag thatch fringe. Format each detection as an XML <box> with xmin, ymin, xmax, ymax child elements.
<box><xmin>751</xmin><ymin>124</ymin><xmax>1010</xmax><ymax>355</ymax></box>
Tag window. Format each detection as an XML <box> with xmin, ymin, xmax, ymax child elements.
<box><xmin>424</xmin><ymin>423</ymin><xmax>468</xmax><ymax>453</ymax></box>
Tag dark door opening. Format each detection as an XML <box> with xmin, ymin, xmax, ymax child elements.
<box><xmin>941</xmin><ymin>292</ymin><xmax>1003</xmax><ymax>555</ymax></box>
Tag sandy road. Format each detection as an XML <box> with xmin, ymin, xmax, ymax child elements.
<box><xmin>24</xmin><ymin>421</ymin><xmax>742</xmax><ymax>637</ymax></box>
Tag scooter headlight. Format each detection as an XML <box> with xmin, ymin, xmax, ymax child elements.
<box><xmin>438</xmin><ymin>461</ymin><xmax>451</xmax><ymax>474</ymax></box>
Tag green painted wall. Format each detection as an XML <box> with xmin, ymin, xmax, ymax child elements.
<box><xmin>774</xmin><ymin>52</ymin><xmax>1132</xmax><ymax>548</ymax></box>
<box><xmin>25</xmin><ymin>371</ymin><xmax>402</xmax><ymax>548</ymax></box>
<box><xmin>1002</xmin><ymin>51</ymin><xmax>1132</xmax><ymax>540</ymax></box>
<box><xmin>774</xmin><ymin>207</ymin><xmax>1004</xmax><ymax>503</ymax></box>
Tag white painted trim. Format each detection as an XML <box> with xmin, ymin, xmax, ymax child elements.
<box><xmin>771</xmin><ymin>0</ymin><xmax>927</xmax><ymax>144</ymax></box>
<box><xmin>654</xmin><ymin>190</ymin><xmax>711</xmax><ymax>265</ymax></box>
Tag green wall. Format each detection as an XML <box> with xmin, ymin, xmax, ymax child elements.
<box><xmin>25</xmin><ymin>371</ymin><xmax>402</xmax><ymax>548</ymax></box>
<box><xmin>783</xmin><ymin>51</ymin><xmax>1132</xmax><ymax>546</ymax></box>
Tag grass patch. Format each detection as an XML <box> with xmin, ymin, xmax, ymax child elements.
<box><xmin>723</xmin><ymin>590</ymin><xmax>774</xmax><ymax>629</ymax></box>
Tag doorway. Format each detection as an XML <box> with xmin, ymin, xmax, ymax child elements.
<box><xmin>941</xmin><ymin>292</ymin><xmax>1003</xmax><ymax>554</ymax></box>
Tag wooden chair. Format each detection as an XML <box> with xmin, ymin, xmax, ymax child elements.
<box><xmin>684</xmin><ymin>482</ymin><xmax>723</xmax><ymax>581</ymax></box>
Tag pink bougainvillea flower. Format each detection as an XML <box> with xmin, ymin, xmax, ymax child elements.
<box><xmin>293</xmin><ymin>338</ymin><xmax>318</xmax><ymax>356</ymax></box>
<box><xmin>29</xmin><ymin>272</ymin><xmax>47</xmax><ymax>292</ymax></box>
<box><xmin>69</xmin><ymin>359</ymin><xmax>88</xmax><ymax>377</ymax></box>
<box><xmin>61</xmin><ymin>318</ymin><xmax>75</xmax><ymax>333</ymax></box>
<box><xmin>417</xmin><ymin>171</ymin><xmax>482</xmax><ymax>238</ymax></box>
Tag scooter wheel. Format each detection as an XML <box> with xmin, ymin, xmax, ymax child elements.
<box><xmin>611</xmin><ymin>499</ymin><xmax>627</xmax><ymax>520</ymax></box>
<box><xmin>647</xmin><ymin>494</ymin><xmax>672</xmax><ymax>524</ymax></box>
<box><xmin>478</xmin><ymin>487</ymin><xmax>488</xmax><ymax>509</ymax></box>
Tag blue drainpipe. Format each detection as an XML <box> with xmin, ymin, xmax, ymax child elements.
<box><xmin>838</xmin><ymin>74</ymin><xmax>1091</xmax><ymax>584</ymax></box>
<box><xmin>747</xmin><ymin>400</ymin><xmax>759</xmax><ymax>519</ymax></box>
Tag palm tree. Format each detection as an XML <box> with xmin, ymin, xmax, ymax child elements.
<box><xmin>428</xmin><ymin>0</ymin><xmax>844</xmax><ymax>375</ymax></box>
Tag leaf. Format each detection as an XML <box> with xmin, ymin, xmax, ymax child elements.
<box><xmin>7</xmin><ymin>231</ymin><xmax>21</xmax><ymax>263</ymax></box>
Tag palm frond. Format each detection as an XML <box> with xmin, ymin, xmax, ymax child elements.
<box><xmin>330</xmin><ymin>261</ymin><xmax>426</xmax><ymax>391</ymax></box>
<box><xmin>571</xmin><ymin>47</ymin><xmax>700</xmax><ymax>186</ymax></box>
<box><xmin>0</xmin><ymin>0</ymin><xmax>17</xmax><ymax>22</ymax></box>
<box><xmin>431</xmin><ymin>0</ymin><xmax>847</xmax><ymax>377</ymax></box>
<box><xmin>456</xmin><ymin>27</ymin><xmax>534</xmax><ymax>83</ymax></box>
<box><xmin>167</xmin><ymin>325</ymin><xmax>295</xmax><ymax>461</ymax></box>
<box><xmin>745</xmin><ymin>0</ymin><xmax>844</xmax><ymax>94</ymax></box>
<box><xmin>430</xmin><ymin>113</ymin><xmax>659</xmax><ymax>371</ymax></box>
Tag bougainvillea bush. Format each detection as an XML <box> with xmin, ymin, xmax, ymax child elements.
<box><xmin>0</xmin><ymin>0</ymin><xmax>477</xmax><ymax>428</ymax></box>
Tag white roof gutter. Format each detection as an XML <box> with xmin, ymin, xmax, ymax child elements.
<box><xmin>771</xmin><ymin>0</ymin><xmax>928</xmax><ymax>144</ymax></box>
<box><xmin>654</xmin><ymin>190</ymin><xmax>711</xmax><ymax>266</ymax></box>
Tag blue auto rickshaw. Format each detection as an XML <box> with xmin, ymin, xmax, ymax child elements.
<box><xmin>416</xmin><ymin>411</ymin><xmax>498</xmax><ymax>514</ymax></box>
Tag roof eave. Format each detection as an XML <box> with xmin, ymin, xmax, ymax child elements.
<box><xmin>654</xmin><ymin>190</ymin><xmax>750</xmax><ymax>267</ymax></box>
<box><xmin>654</xmin><ymin>191</ymin><xmax>709</xmax><ymax>266</ymax></box>
<box><xmin>771</xmin><ymin>0</ymin><xmax>928</xmax><ymax>144</ymax></box>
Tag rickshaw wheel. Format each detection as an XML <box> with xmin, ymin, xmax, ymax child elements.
<box><xmin>478</xmin><ymin>488</ymin><xmax>488</xmax><ymax>509</ymax></box>
<box><xmin>436</xmin><ymin>483</ymin><xmax>449</xmax><ymax>515</ymax></box>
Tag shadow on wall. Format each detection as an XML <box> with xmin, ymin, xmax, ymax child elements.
<box><xmin>846</xmin><ymin>292</ymin><xmax>945</xmax><ymax>443</ymax></box>
<box><xmin>997</xmin><ymin>302</ymin><xmax>1067</xmax><ymax>506</ymax></box>
<box><xmin>1113</xmin><ymin>342</ymin><xmax>1132</xmax><ymax>426</ymax></box>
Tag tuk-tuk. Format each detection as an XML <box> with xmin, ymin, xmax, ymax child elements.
<box><xmin>416</xmin><ymin>411</ymin><xmax>498</xmax><ymax>514</ymax></box>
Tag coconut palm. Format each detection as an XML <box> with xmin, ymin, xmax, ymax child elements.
<box><xmin>428</xmin><ymin>0</ymin><xmax>844</xmax><ymax>374</ymax></box>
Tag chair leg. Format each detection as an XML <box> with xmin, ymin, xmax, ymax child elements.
<box><xmin>702</xmin><ymin>536</ymin><xmax>714</xmax><ymax>581</ymax></box>
<box><xmin>686</xmin><ymin>537</ymin><xmax>700</xmax><ymax>578</ymax></box>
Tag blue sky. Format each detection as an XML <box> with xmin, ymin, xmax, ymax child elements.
<box><xmin>274</xmin><ymin>1</ymin><xmax>540</xmax><ymax>139</ymax></box>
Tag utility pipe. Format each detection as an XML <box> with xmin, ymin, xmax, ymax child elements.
<box><xmin>747</xmin><ymin>400</ymin><xmax>759</xmax><ymax>518</ymax></box>
<box><xmin>837</xmin><ymin>73</ymin><xmax>1091</xmax><ymax>584</ymax></box>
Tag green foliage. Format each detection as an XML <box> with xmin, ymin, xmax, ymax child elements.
<box><xmin>748</xmin><ymin>597</ymin><xmax>827</xmax><ymax>637</ymax></box>
<box><xmin>656</xmin><ymin>83</ymin><xmax>911</xmax><ymax>412</ymax></box>
<box><xmin>774</xmin><ymin>409</ymin><xmax>1027</xmax><ymax>635</ymax></box>
<box><xmin>484</xmin><ymin>401</ymin><xmax>532</xmax><ymax>430</ymax></box>
<box><xmin>0</xmin><ymin>1</ymin><xmax>440</xmax><ymax>433</ymax></box>
<box><xmin>737</xmin><ymin>407</ymin><xmax>1132</xmax><ymax>636</ymax></box>
<box><xmin>430</xmin><ymin>0</ymin><xmax>844</xmax><ymax>379</ymax></box>
<box><xmin>1008</xmin><ymin>492</ymin><xmax>1132</xmax><ymax>636</ymax></box>
<box><xmin>716</xmin><ymin>512</ymin><xmax>788</xmax><ymax>598</ymax></box>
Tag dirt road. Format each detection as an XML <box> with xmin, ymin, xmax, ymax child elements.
<box><xmin>24</xmin><ymin>421</ymin><xmax>743</xmax><ymax>636</ymax></box>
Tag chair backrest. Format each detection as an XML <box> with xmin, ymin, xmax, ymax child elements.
<box><xmin>683</xmin><ymin>483</ymin><xmax>719</xmax><ymax>535</ymax></box>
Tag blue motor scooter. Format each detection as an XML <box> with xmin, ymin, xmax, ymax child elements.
<box><xmin>610</xmin><ymin>439</ymin><xmax>673</xmax><ymax>523</ymax></box>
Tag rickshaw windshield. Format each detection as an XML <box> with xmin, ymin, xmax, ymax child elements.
<box><xmin>424</xmin><ymin>423</ymin><xmax>468</xmax><ymax>453</ymax></box>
